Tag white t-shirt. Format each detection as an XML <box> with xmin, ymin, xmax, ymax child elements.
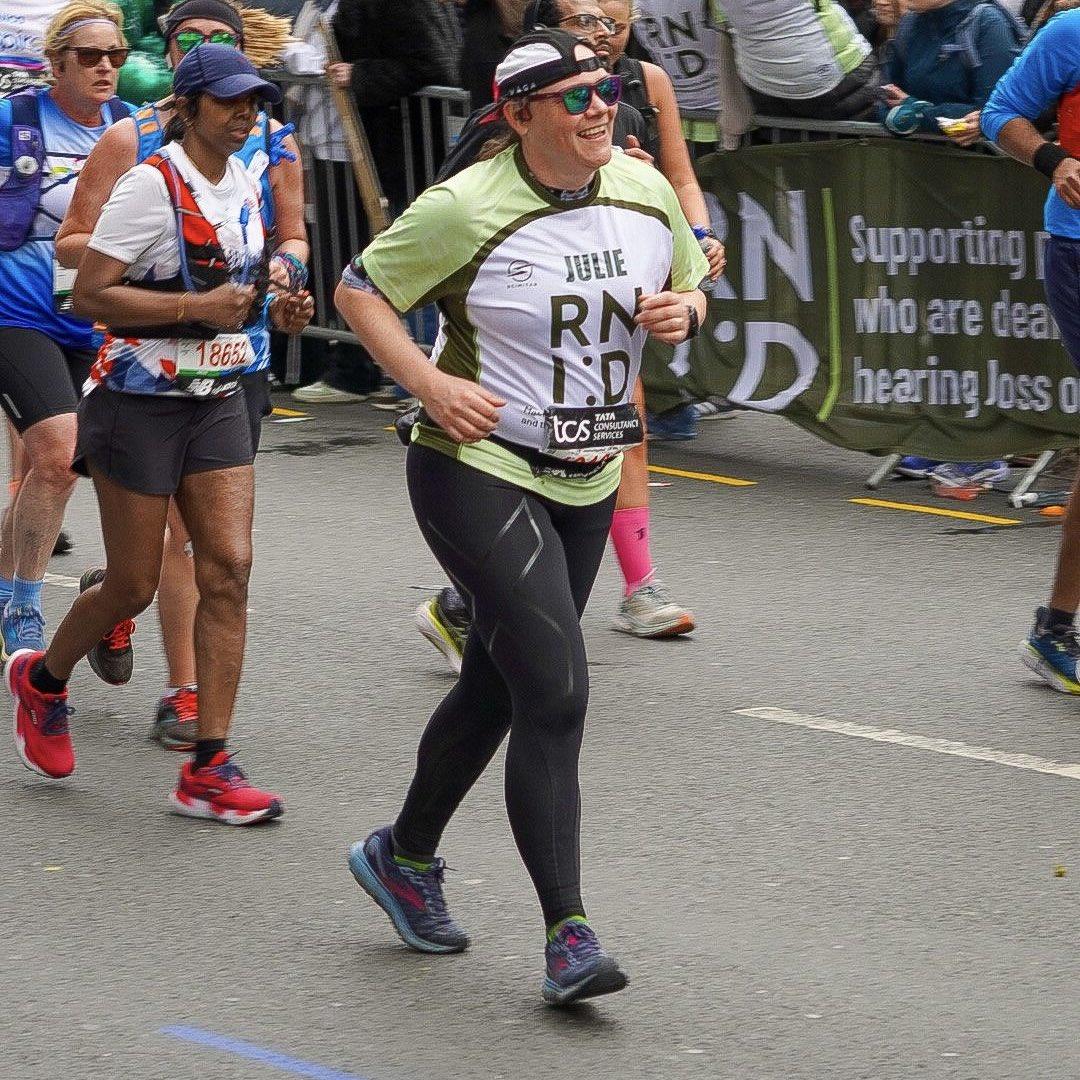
<box><xmin>87</xmin><ymin>141</ymin><xmax>265</xmax><ymax>395</ymax></box>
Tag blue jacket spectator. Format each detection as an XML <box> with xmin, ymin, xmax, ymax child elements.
<box><xmin>883</xmin><ymin>0</ymin><xmax>1026</xmax><ymax>134</ymax></box>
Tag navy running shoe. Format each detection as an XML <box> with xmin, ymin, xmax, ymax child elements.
<box><xmin>1021</xmin><ymin>606</ymin><xmax>1080</xmax><ymax>694</ymax></box>
<box><xmin>542</xmin><ymin>921</ymin><xmax>628</xmax><ymax>1006</ymax></box>
<box><xmin>894</xmin><ymin>456</ymin><xmax>940</xmax><ymax>479</ymax></box>
<box><xmin>348</xmin><ymin>825</ymin><xmax>469</xmax><ymax>953</ymax></box>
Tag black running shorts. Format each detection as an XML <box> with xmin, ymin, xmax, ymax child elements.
<box><xmin>72</xmin><ymin>385</ymin><xmax>254</xmax><ymax>495</ymax></box>
<box><xmin>0</xmin><ymin>327</ymin><xmax>96</xmax><ymax>434</ymax></box>
<box><xmin>240</xmin><ymin>368</ymin><xmax>272</xmax><ymax>453</ymax></box>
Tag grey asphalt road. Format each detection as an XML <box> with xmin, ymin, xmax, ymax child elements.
<box><xmin>2</xmin><ymin>396</ymin><xmax>1079</xmax><ymax>1080</ymax></box>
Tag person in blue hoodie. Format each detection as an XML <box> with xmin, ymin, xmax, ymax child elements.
<box><xmin>882</xmin><ymin>0</ymin><xmax>1026</xmax><ymax>144</ymax></box>
<box><xmin>884</xmin><ymin>0</ymin><xmax>1026</xmax><ymax>486</ymax></box>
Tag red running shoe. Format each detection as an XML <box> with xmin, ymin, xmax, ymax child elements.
<box><xmin>170</xmin><ymin>752</ymin><xmax>283</xmax><ymax>825</ymax></box>
<box><xmin>6</xmin><ymin>649</ymin><xmax>74</xmax><ymax>778</ymax></box>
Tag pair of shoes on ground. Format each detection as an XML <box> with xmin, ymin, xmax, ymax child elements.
<box><xmin>415</xmin><ymin>580</ymin><xmax>697</xmax><ymax>674</ymax></box>
<box><xmin>348</xmin><ymin>825</ymin><xmax>628</xmax><ymax>1005</ymax></box>
<box><xmin>7</xmin><ymin>649</ymin><xmax>281</xmax><ymax>824</ymax></box>
<box><xmin>291</xmin><ymin>380</ymin><xmax>418</xmax><ymax>411</ymax></box>
<box><xmin>895</xmin><ymin>456</ymin><xmax>1010</xmax><ymax>486</ymax></box>
<box><xmin>0</xmin><ymin>567</ymin><xmax>136</xmax><ymax>681</ymax></box>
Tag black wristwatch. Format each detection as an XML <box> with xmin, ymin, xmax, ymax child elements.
<box><xmin>683</xmin><ymin>305</ymin><xmax>700</xmax><ymax>342</ymax></box>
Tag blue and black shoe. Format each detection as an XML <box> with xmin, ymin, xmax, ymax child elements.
<box><xmin>1</xmin><ymin>604</ymin><xmax>45</xmax><ymax>664</ymax></box>
<box><xmin>1021</xmin><ymin>607</ymin><xmax>1080</xmax><ymax>694</ymax></box>
<box><xmin>348</xmin><ymin>825</ymin><xmax>469</xmax><ymax>954</ymax></box>
<box><xmin>542</xmin><ymin>919</ymin><xmax>628</xmax><ymax>1006</ymax></box>
<box><xmin>894</xmin><ymin>456</ymin><xmax>940</xmax><ymax>479</ymax></box>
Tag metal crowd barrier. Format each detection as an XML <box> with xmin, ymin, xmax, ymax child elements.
<box><xmin>678</xmin><ymin>108</ymin><xmax>1010</xmax><ymax>155</ymax></box>
<box><xmin>263</xmin><ymin>69</ymin><xmax>471</xmax><ymax>378</ymax></box>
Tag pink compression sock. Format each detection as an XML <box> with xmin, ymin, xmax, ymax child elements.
<box><xmin>610</xmin><ymin>506</ymin><xmax>654</xmax><ymax>596</ymax></box>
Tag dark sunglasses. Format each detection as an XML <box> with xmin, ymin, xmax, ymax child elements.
<box><xmin>173</xmin><ymin>29</ymin><xmax>239</xmax><ymax>53</ymax></box>
<box><xmin>61</xmin><ymin>46</ymin><xmax>129</xmax><ymax>68</ymax></box>
<box><xmin>557</xmin><ymin>12</ymin><xmax>617</xmax><ymax>33</ymax></box>
<box><xmin>529</xmin><ymin>74</ymin><xmax>622</xmax><ymax>115</ymax></box>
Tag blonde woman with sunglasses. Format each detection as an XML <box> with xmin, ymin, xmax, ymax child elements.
<box><xmin>0</xmin><ymin>0</ymin><xmax>132</xmax><ymax>671</ymax></box>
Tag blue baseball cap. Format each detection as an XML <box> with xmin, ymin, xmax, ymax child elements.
<box><xmin>173</xmin><ymin>43</ymin><xmax>282</xmax><ymax>103</ymax></box>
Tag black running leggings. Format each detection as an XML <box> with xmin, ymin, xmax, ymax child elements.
<box><xmin>396</xmin><ymin>444</ymin><xmax>617</xmax><ymax>927</ymax></box>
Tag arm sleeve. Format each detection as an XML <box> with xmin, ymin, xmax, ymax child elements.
<box><xmin>982</xmin><ymin>10</ymin><xmax>1080</xmax><ymax>141</ymax></box>
<box><xmin>86</xmin><ymin>164</ymin><xmax>173</xmax><ymax>268</ymax></box>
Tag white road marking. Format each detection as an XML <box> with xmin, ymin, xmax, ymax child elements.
<box><xmin>43</xmin><ymin>572</ymin><xmax>81</xmax><ymax>589</ymax></box>
<box><xmin>734</xmin><ymin>706</ymin><xmax>1080</xmax><ymax>782</ymax></box>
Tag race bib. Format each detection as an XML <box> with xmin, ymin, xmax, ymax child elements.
<box><xmin>175</xmin><ymin>333</ymin><xmax>253</xmax><ymax>397</ymax></box>
<box><xmin>53</xmin><ymin>260</ymin><xmax>76</xmax><ymax>314</ymax></box>
<box><xmin>542</xmin><ymin>403</ymin><xmax>643</xmax><ymax>464</ymax></box>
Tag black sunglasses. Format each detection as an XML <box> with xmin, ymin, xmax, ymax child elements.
<box><xmin>529</xmin><ymin>74</ymin><xmax>622</xmax><ymax>114</ymax></box>
<box><xmin>61</xmin><ymin>46</ymin><xmax>129</xmax><ymax>68</ymax></box>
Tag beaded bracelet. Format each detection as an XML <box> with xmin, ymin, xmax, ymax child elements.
<box><xmin>271</xmin><ymin>251</ymin><xmax>309</xmax><ymax>292</ymax></box>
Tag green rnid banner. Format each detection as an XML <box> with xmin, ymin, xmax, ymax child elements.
<box><xmin>642</xmin><ymin>140</ymin><xmax>1080</xmax><ymax>458</ymax></box>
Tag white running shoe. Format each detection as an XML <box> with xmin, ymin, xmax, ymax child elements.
<box><xmin>613</xmin><ymin>581</ymin><xmax>696</xmax><ymax>638</ymax></box>
<box><xmin>291</xmin><ymin>380</ymin><xmax>369</xmax><ymax>404</ymax></box>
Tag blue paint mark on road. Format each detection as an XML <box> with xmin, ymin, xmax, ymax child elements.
<box><xmin>161</xmin><ymin>1025</ymin><xmax>370</xmax><ymax>1080</ymax></box>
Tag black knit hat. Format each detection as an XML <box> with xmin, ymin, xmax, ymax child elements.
<box><xmin>494</xmin><ymin>28</ymin><xmax>602</xmax><ymax>101</ymax></box>
<box><xmin>159</xmin><ymin>0</ymin><xmax>245</xmax><ymax>41</ymax></box>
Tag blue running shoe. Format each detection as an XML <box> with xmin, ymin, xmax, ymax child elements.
<box><xmin>348</xmin><ymin>825</ymin><xmax>469</xmax><ymax>953</ymax></box>
<box><xmin>894</xmin><ymin>456</ymin><xmax>940</xmax><ymax>478</ymax></box>
<box><xmin>646</xmin><ymin>403</ymin><xmax>698</xmax><ymax>442</ymax></box>
<box><xmin>542</xmin><ymin>920</ymin><xmax>628</xmax><ymax>1006</ymax></box>
<box><xmin>1021</xmin><ymin>606</ymin><xmax>1080</xmax><ymax>693</ymax></box>
<box><xmin>931</xmin><ymin>460</ymin><xmax>1010</xmax><ymax>487</ymax></box>
<box><xmin>1</xmin><ymin>604</ymin><xmax>45</xmax><ymax>663</ymax></box>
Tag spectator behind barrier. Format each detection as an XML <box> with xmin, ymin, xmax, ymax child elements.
<box><xmin>709</xmin><ymin>0</ymin><xmax>880</xmax><ymax>121</ymax></box>
<box><xmin>459</xmin><ymin>0</ymin><xmax>523</xmax><ymax>108</ymax></box>
<box><xmin>871</xmin><ymin>0</ymin><xmax>910</xmax><ymax>55</ymax></box>
<box><xmin>882</xmin><ymin>0</ymin><xmax>1027</xmax><ymax>145</ymax></box>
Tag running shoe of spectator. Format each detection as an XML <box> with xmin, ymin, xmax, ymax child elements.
<box><xmin>613</xmin><ymin>581</ymin><xmax>695</xmax><ymax>638</ymax></box>
<box><xmin>53</xmin><ymin>529</ymin><xmax>74</xmax><ymax>556</ymax></box>
<box><xmin>930</xmin><ymin>460</ymin><xmax>1009</xmax><ymax>487</ymax></box>
<box><xmin>368</xmin><ymin>384</ymin><xmax>418</xmax><ymax>411</ymax></box>
<box><xmin>691</xmin><ymin>395</ymin><xmax>738</xmax><ymax>421</ymax></box>
<box><xmin>1</xmin><ymin>604</ymin><xmax>45</xmax><ymax>661</ymax></box>
<box><xmin>170</xmin><ymin>752</ymin><xmax>283</xmax><ymax>825</ymax></box>
<box><xmin>151</xmin><ymin>686</ymin><xmax>198</xmax><ymax>751</ymax></box>
<box><xmin>79</xmin><ymin>568</ymin><xmax>135</xmax><ymax>685</ymax></box>
<box><xmin>645</xmin><ymin>403</ymin><xmax>697</xmax><ymax>442</ymax></box>
<box><xmin>1021</xmin><ymin>607</ymin><xmax>1080</xmax><ymax>693</ymax></box>
<box><xmin>415</xmin><ymin>587</ymin><xmax>470</xmax><ymax>674</ymax></box>
<box><xmin>6</xmin><ymin>649</ymin><xmax>74</xmax><ymax>778</ymax></box>
<box><xmin>894</xmin><ymin>456</ymin><xmax>940</xmax><ymax>478</ymax></box>
<box><xmin>291</xmin><ymin>379</ymin><xmax>369</xmax><ymax>404</ymax></box>
<box><xmin>348</xmin><ymin>824</ymin><xmax>470</xmax><ymax>953</ymax></box>
<box><xmin>542</xmin><ymin>919</ymin><xmax>628</xmax><ymax>1006</ymax></box>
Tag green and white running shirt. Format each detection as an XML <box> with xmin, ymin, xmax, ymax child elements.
<box><xmin>359</xmin><ymin>144</ymin><xmax>708</xmax><ymax>504</ymax></box>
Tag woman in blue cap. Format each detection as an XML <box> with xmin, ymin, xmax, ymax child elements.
<box><xmin>7</xmin><ymin>45</ymin><xmax>286</xmax><ymax>826</ymax></box>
